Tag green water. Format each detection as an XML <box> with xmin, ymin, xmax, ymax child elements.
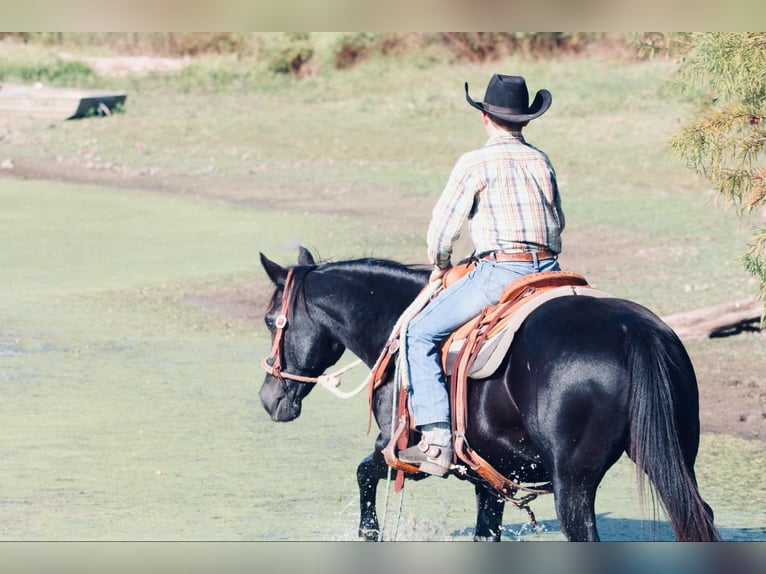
<box><xmin>0</xmin><ymin>180</ymin><xmax>763</xmax><ymax>540</ymax></box>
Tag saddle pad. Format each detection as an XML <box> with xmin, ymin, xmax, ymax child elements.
<box><xmin>444</xmin><ymin>285</ymin><xmax>613</xmax><ymax>379</ymax></box>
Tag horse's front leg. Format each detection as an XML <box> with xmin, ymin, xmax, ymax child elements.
<box><xmin>356</xmin><ymin>450</ymin><xmax>389</xmax><ymax>541</ymax></box>
<box><xmin>474</xmin><ymin>482</ymin><xmax>505</xmax><ymax>541</ymax></box>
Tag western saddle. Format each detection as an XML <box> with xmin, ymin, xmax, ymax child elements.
<box><xmin>367</xmin><ymin>267</ymin><xmax>610</xmax><ymax>510</ymax></box>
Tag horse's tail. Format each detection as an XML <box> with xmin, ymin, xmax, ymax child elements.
<box><xmin>626</xmin><ymin>325</ymin><xmax>721</xmax><ymax>541</ymax></box>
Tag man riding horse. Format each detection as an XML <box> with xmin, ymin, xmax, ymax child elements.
<box><xmin>258</xmin><ymin>74</ymin><xmax>719</xmax><ymax>541</ymax></box>
<box><xmin>399</xmin><ymin>74</ymin><xmax>566</xmax><ymax>476</ymax></box>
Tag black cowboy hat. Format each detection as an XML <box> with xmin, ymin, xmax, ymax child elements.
<box><xmin>465</xmin><ymin>74</ymin><xmax>552</xmax><ymax>123</ymax></box>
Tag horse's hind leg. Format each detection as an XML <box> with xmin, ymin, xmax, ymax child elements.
<box><xmin>549</xmin><ymin>443</ymin><xmax>624</xmax><ymax>541</ymax></box>
<box><xmin>356</xmin><ymin>451</ymin><xmax>388</xmax><ymax>541</ymax></box>
<box><xmin>474</xmin><ymin>483</ymin><xmax>505</xmax><ymax>541</ymax></box>
<box><xmin>552</xmin><ymin>478</ymin><xmax>600</xmax><ymax>541</ymax></box>
<box><xmin>548</xmin><ymin>443</ymin><xmax>622</xmax><ymax>541</ymax></box>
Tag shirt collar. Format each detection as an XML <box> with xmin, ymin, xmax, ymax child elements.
<box><xmin>485</xmin><ymin>131</ymin><xmax>525</xmax><ymax>146</ymax></box>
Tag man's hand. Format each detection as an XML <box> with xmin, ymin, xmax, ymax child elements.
<box><xmin>429</xmin><ymin>266</ymin><xmax>447</xmax><ymax>283</ymax></box>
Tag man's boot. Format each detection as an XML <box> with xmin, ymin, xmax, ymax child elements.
<box><xmin>397</xmin><ymin>423</ymin><xmax>453</xmax><ymax>477</ymax></box>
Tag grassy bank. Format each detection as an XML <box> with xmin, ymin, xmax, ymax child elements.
<box><xmin>3</xmin><ymin>51</ymin><xmax>755</xmax><ymax>307</ymax></box>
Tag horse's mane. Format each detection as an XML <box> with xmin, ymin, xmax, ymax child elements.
<box><xmin>266</xmin><ymin>256</ymin><xmax>428</xmax><ymax>315</ymax></box>
<box><xmin>314</xmin><ymin>257</ymin><xmax>430</xmax><ymax>281</ymax></box>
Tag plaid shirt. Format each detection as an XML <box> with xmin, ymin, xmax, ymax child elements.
<box><xmin>427</xmin><ymin>132</ymin><xmax>565</xmax><ymax>269</ymax></box>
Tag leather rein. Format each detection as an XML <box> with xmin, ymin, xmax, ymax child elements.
<box><xmin>260</xmin><ymin>268</ymin><xmax>366</xmax><ymax>398</ymax></box>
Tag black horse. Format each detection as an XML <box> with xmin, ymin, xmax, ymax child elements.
<box><xmin>258</xmin><ymin>246</ymin><xmax>720</xmax><ymax>542</ymax></box>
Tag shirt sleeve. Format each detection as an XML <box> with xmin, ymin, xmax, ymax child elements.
<box><xmin>550</xmin><ymin>165</ymin><xmax>566</xmax><ymax>232</ymax></box>
<box><xmin>426</xmin><ymin>154</ymin><xmax>481</xmax><ymax>269</ymax></box>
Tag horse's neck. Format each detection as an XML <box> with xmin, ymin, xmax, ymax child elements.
<box><xmin>313</xmin><ymin>267</ymin><xmax>425</xmax><ymax>365</ymax></box>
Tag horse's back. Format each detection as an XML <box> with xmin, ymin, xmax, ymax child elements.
<box><xmin>505</xmin><ymin>294</ymin><xmax>692</xmax><ymax>463</ymax></box>
<box><xmin>515</xmin><ymin>294</ymin><xmax>685</xmax><ymax>366</ymax></box>
<box><xmin>510</xmin><ymin>294</ymin><xmax>647</xmax><ymax>386</ymax></box>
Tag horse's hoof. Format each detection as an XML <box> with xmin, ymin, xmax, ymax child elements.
<box><xmin>358</xmin><ymin>528</ymin><xmax>380</xmax><ymax>541</ymax></box>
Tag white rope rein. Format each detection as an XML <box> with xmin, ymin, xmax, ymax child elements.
<box><xmin>314</xmin><ymin>359</ymin><xmax>366</xmax><ymax>398</ymax></box>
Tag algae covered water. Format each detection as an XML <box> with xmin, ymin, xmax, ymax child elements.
<box><xmin>1</xmin><ymin>180</ymin><xmax>763</xmax><ymax>541</ymax></box>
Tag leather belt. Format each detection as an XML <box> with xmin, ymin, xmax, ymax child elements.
<box><xmin>482</xmin><ymin>249</ymin><xmax>557</xmax><ymax>262</ymax></box>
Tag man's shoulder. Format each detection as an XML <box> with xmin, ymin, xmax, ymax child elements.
<box><xmin>465</xmin><ymin>139</ymin><xmax>552</xmax><ymax>164</ymax></box>
<box><xmin>459</xmin><ymin>146</ymin><xmax>489</xmax><ymax>163</ymax></box>
<box><xmin>450</xmin><ymin>147</ymin><xmax>487</xmax><ymax>173</ymax></box>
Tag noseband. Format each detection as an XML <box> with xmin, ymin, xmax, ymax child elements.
<box><xmin>260</xmin><ymin>267</ymin><xmax>366</xmax><ymax>398</ymax></box>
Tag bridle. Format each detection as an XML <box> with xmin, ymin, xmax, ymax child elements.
<box><xmin>261</xmin><ymin>268</ymin><xmax>316</xmax><ymax>384</ymax></box>
<box><xmin>260</xmin><ymin>267</ymin><xmax>367</xmax><ymax>398</ymax></box>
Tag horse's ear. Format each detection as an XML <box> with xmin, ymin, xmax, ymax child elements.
<box><xmin>259</xmin><ymin>252</ymin><xmax>288</xmax><ymax>287</ymax></box>
<box><xmin>297</xmin><ymin>246</ymin><xmax>315</xmax><ymax>266</ymax></box>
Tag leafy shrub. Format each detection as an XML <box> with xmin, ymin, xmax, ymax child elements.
<box><xmin>331</xmin><ymin>33</ymin><xmax>380</xmax><ymax>69</ymax></box>
<box><xmin>259</xmin><ymin>33</ymin><xmax>315</xmax><ymax>76</ymax></box>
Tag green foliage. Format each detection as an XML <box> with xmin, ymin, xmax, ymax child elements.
<box><xmin>669</xmin><ymin>33</ymin><xmax>766</xmax><ymax>319</ymax></box>
<box><xmin>258</xmin><ymin>32</ymin><xmax>315</xmax><ymax>76</ymax></box>
<box><xmin>438</xmin><ymin>32</ymin><xmax>601</xmax><ymax>61</ymax></box>
<box><xmin>744</xmin><ymin>238</ymin><xmax>766</xmax><ymax>304</ymax></box>
<box><xmin>329</xmin><ymin>32</ymin><xmax>380</xmax><ymax>69</ymax></box>
<box><xmin>629</xmin><ymin>32</ymin><xmax>692</xmax><ymax>59</ymax></box>
<box><xmin>0</xmin><ymin>57</ymin><xmax>95</xmax><ymax>86</ymax></box>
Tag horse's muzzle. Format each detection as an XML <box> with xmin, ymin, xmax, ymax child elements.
<box><xmin>259</xmin><ymin>379</ymin><xmax>302</xmax><ymax>422</ymax></box>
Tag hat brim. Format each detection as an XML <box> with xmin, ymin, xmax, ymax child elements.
<box><xmin>465</xmin><ymin>82</ymin><xmax>552</xmax><ymax>123</ymax></box>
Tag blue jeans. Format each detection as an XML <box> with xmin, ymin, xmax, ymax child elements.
<box><xmin>404</xmin><ymin>255</ymin><xmax>560</xmax><ymax>427</ymax></box>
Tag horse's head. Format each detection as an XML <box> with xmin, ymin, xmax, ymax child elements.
<box><xmin>258</xmin><ymin>246</ymin><xmax>345</xmax><ymax>422</ymax></box>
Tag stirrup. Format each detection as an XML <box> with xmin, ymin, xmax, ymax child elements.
<box><xmin>398</xmin><ymin>440</ymin><xmax>452</xmax><ymax>477</ymax></box>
